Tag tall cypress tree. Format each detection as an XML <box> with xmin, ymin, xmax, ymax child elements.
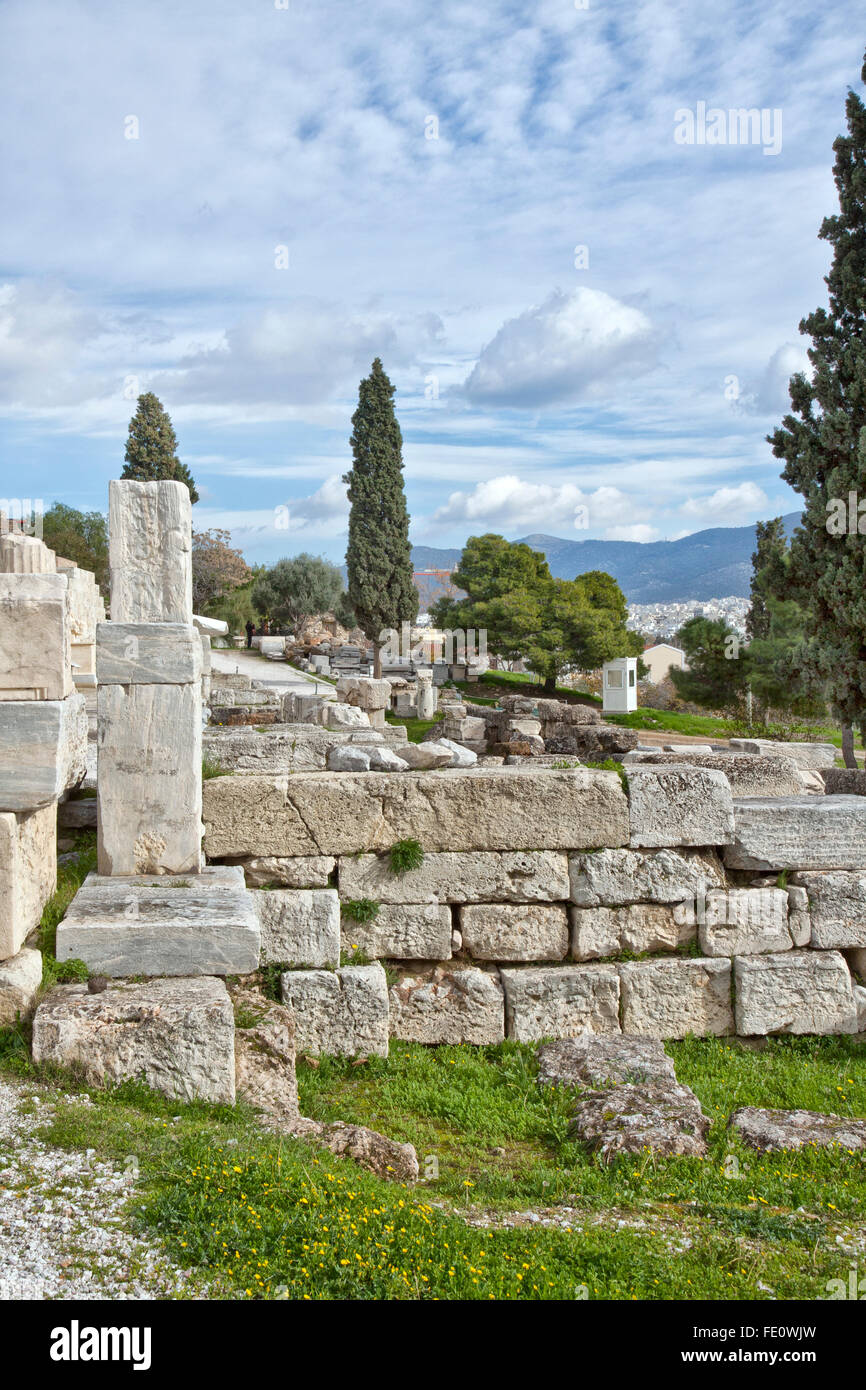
<box><xmin>769</xmin><ymin>53</ymin><xmax>866</xmax><ymax>766</ymax></box>
<box><xmin>344</xmin><ymin>359</ymin><xmax>417</xmax><ymax>675</ymax></box>
<box><xmin>746</xmin><ymin>517</ymin><xmax>788</xmax><ymax>641</ymax></box>
<box><xmin>122</xmin><ymin>393</ymin><xmax>199</xmax><ymax>503</ymax></box>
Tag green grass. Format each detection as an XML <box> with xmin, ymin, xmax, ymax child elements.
<box><xmin>457</xmin><ymin>671</ymin><xmax>602</xmax><ymax>706</ymax></box>
<box><xmin>341</xmin><ymin>898</ymin><xmax>380</xmax><ymax>924</ymax></box>
<box><xmin>6</xmin><ymin>1034</ymin><xmax>864</xmax><ymax>1301</ymax></box>
<box><xmin>606</xmin><ymin>707</ymin><xmax>864</xmax><ymax>750</ymax></box>
<box><xmin>385</xmin><ymin>711</ymin><xmax>443</xmax><ymax>743</ymax></box>
<box><xmin>202</xmin><ymin>755</ymin><xmax>230</xmax><ymax>780</ymax></box>
<box><xmin>389</xmin><ymin>838</ymin><xmax>425</xmax><ymax>875</ymax></box>
<box><xmin>37</xmin><ymin>831</ymin><xmax>97</xmax><ymax>989</ymax></box>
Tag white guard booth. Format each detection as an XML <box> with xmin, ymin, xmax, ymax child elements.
<box><xmin>602</xmin><ymin>656</ymin><xmax>638</xmax><ymax>714</ymax></box>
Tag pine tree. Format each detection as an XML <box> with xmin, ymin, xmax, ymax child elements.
<box><xmin>746</xmin><ymin>518</ymin><xmax>789</xmax><ymax>641</ymax></box>
<box><xmin>769</xmin><ymin>53</ymin><xmax>866</xmax><ymax>765</ymax></box>
<box><xmin>344</xmin><ymin>359</ymin><xmax>417</xmax><ymax>675</ymax></box>
<box><xmin>121</xmin><ymin>393</ymin><xmax>199</xmax><ymax>503</ymax></box>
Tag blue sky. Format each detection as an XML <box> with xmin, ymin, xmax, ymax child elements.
<box><xmin>0</xmin><ymin>0</ymin><xmax>863</xmax><ymax>564</ymax></box>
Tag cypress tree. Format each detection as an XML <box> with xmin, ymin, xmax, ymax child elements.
<box><xmin>344</xmin><ymin>359</ymin><xmax>417</xmax><ymax>675</ymax></box>
<box><xmin>769</xmin><ymin>53</ymin><xmax>866</xmax><ymax>765</ymax></box>
<box><xmin>746</xmin><ymin>518</ymin><xmax>789</xmax><ymax>641</ymax></box>
<box><xmin>122</xmin><ymin>393</ymin><xmax>199</xmax><ymax>503</ymax></box>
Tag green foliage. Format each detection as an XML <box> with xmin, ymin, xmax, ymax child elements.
<box><xmin>121</xmin><ymin>393</ymin><xmax>198</xmax><ymax>502</ymax></box>
<box><xmin>40</xmin><ymin>503</ymin><xmax>109</xmax><ymax>593</ymax></box>
<box><xmin>583</xmin><ymin>757</ymin><xmax>628</xmax><ymax>790</ymax></box>
<box><xmin>43</xmin><ymin>957</ymin><xmax>89</xmax><ymax>987</ymax></box>
<box><xmin>251</xmin><ymin>553</ymin><xmax>346</xmax><ymax>638</ymax></box>
<box><xmin>202</xmin><ymin>756</ymin><xmax>229</xmax><ymax>780</ymax></box>
<box><xmin>389</xmin><ymin>838</ymin><xmax>424</xmax><ymax>875</ymax></box>
<box><xmin>192</xmin><ymin>529</ymin><xmax>251</xmax><ymax>613</ymax></box>
<box><xmin>344</xmin><ymin>359</ymin><xmax>418</xmax><ymax>661</ymax></box>
<box><xmin>669</xmin><ymin>616</ymin><xmax>746</xmax><ymax>712</ymax></box>
<box><xmin>340</xmin><ymin>945</ymin><xmax>372</xmax><ymax>965</ymax></box>
<box><xmin>384</xmin><ymin>711</ymin><xmax>442</xmax><ymax>743</ymax></box>
<box><xmin>746</xmin><ymin>518</ymin><xmax>789</xmax><ymax>641</ymax></box>
<box><xmin>341</xmin><ymin>898</ymin><xmax>379</xmax><ymax>924</ymax></box>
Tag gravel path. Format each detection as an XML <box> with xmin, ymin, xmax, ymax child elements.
<box><xmin>210</xmin><ymin>647</ymin><xmax>335</xmax><ymax>699</ymax></box>
<box><xmin>0</xmin><ymin>1077</ymin><xmax>199</xmax><ymax>1300</ymax></box>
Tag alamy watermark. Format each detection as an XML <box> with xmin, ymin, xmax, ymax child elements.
<box><xmin>0</xmin><ymin>499</ymin><xmax>44</xmax><ymax>539</ymax></box>
<box><xmin>379</xmin><ymin>621</ymin><xmax>487</xmax><ymax>667</ymax></box>
<box><xmin>674</xmin><ymin>103</ymin><xmax>782</xmax><ymax>157</ymax></box>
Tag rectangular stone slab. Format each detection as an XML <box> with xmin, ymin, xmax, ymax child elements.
<box><xmin>501</xmin><ymin>964</ymin><xmax>620</xmax><ymax>1042</ymax></box>
<box><xmin>339</xmin><ymin>850</ymin><xmax>570</xmax><ymax>904</ymax></box>
<box><xmin>109</xmin><ymin>479</ymin><xmax>193</xmax><ymax>624</ymax></box>
<box><xmin>281</xmin><ymin>963</ymin><xmax>389</xmax><ymax>1056</ymax></box>
<box><xmin>203</xmin><ymin>767</ymin><xmax>630</xmax><ymax>858</ymax></box>
<box><xmin>0</xmin><ymin>805</ymin><xmax>57</xmax><ymax>959</ymax></box>
<box><xmin>56</xmin><ymin>867</ymin><xmax>260</xmax><ymax>976</ymax></box>
<box><xmin>569</xmin><ymin>847</ymin><xmax>726</xmax><ymax>906</ymax></box>
<box><xmin>626</xmin><ymin>765</ymin><xmax>734</xmax><ymax>848</ymax></box>
<box><xmin>461</xmin><ymin>903</ymin><xmax>569</xmax><ymax>961</ymax></box>
<box><xmin>0</xmin><ymin>573</ymin><xmax>72</xmax><ymax>700</ymax></box>
<box><xmin>734</xmin><ymin>950</ymin><xmax>857</xmax><ymax>1035</ymax></box>
<box><xmin>0</xmin><ymin>692</ymin><xmax>87</xmax><ymax>811</ymax></box>
<box><xmin>619</xmin><ymin>958</ymin><xmax>733</xmax><ymax>1038</ymax></box>
<box><xmin>389</xmin><ymin>964</ymin><xmax>504</xmax><ymax>1044</ymax></box>
<box><xmin>791</xmin><ymin>871</ymin><xmax>866</xmax><ymax>949</ymax></box>
<box><xmin>32</xmin><ymin>977</ymin><xmax>235</xmax><ymax>1103</ymax></box>
<box><xmin>96</xmin><ymin>622</ymin><xmax>202</xmax><ymax>684</ymax></box>
<box><xmin>725</xmin><ymin>797</ymin><xmax>866</xmax><ymax>871</ymax></box>
<box><xmin>343</xmin><ymin>902</ymin><xmax>452</xmax><ymax>961</ymax></box>
<box><xmin>254</xmin><ymin>887</ymin><xmax>340</xmax><ymax>967</ymax></box>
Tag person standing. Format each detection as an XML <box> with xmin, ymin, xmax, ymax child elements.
<box><xmin>245</xmin><ymin>619</ymin><xmax>255</xmax><ymax>649</ymax></box>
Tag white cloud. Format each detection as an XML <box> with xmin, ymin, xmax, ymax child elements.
<box><xmin>680</xmin><ymin>481</ymin><xmax>769</xmax><ymax>522</ymax></box>
<box><xmin>430</xmin><ymin>475</ymin><xmax>648</xmax><ymax>535</ymax></box>
<box><xmin>604</xmin><ymin>523</ymin><xmax>660</xmax><ymax>542</ymax></box>
<box><xmin>462</xmin><ymin>289</ymin><xmax>658</xmax><ymax>407</ymax></box>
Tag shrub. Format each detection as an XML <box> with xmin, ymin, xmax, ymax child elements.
<box><xmin>388</xmin><ymin>838</ymin><xmax>424</xmax><ymax>876</ymax></box>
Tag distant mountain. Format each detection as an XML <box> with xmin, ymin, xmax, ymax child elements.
<box><xmin>410</xmin><ymin>513</ymin><xmax>802</xmax><ymax>605</ymax></box>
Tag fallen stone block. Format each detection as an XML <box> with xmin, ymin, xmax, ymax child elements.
<box><xmin>394</xmin><ymin>742</ymin><xmax>453</xmax><ymax>770</ymax></box>
<box><xmin>619</xmin><ymin>958</ymin><xmax>733</xmax><ymax>1038</ymax></box>
<box><xmin>622</xmin><ymin>750</ymin><xmax>806</xmax><ymax>798</ymax></box>
<box><xmin>202</xmin><ymin>725</ymin><xmax>398</xmax><ymax>775</ymax></box>
<box><xmin>0</xmin><ymin>573</ymin><xmax>72</xmax><ymax>701</ymax></box>
<box><xmin>343</xmin><ymin>902</ymin><xmax>451</xmax><ymax>961</ymax></box>
<box><xmin>314</xmin><ymin>1121</ymin><xmax>419</xmax><ymax>1182</ymax></box>
<box><xmin>389</xmin><ymin>964</ymin><xmax>504</xmax><ymax>1044</ymax></box>
<box><xmin>108</xmin><ymin>480</ymin><xmax>193</xmax><ymax>624</ymax></box>
<box><xmin>626</xmin><ymin>765</ymin><xmax>734</xmax><ymax>849</ymax></box>
<box><xmin>0</xmin><ymin>946</ymin><xmax>42</xmax><ymax>1026</ymax></box>
<box><xmin>734</xmin><ymin>950</ymin><xmax>858</xmax><ymax>1035</ymax></box>
<box><xmin>339</xmin><ymin>849</ymin><xmax>570</xmax><ymax>906</ymax></box>
<box><xmin>501</xmin><ymin>964</ymin><xmax>620</xmax><ymax>1042</ymax></box>
<box><xmin>571</xmin><ymin>903</ymin><xmax>693</xmax><ymax>960</ymax></box>
<box><xmin>460</xmin><ymin>903</ymin><xmax>569</xmax><ymax>961</ymax></box>
<box><xmin>569</xmin><ymin>1082</ymin><xmax>710</xmax><ymax>1160</ymax></box>
<box><xmin>281</xmin><ymin>963</ymin><xmax>389</xmax><ymax>1057</ymax></box>
<box><xmin>820</xmin><ymin>768</ymin><xmax>866</xmax><ymax>796</ymax></box>
<box><xmin>696</xmin><ymin>888</ymin><xmax>793</xmax><ymax>957</ymax></box>
<box><xmin>569</xmin><ymin>846</ymin><xmax>726</xmax><ymax>907</ymax></box>
<box><xmin>0</xmin><ymin>804</ymin><xmax>56</xmax><ymax>959</ymax></box>
<box><xmin>367</xmin><ymin>747</ymin><xmax>409</xmax><ymax>771</ymax></box>
<box><xmin>328</xmin><ymin>745</ymin><xmax>371</xmax><ymax>771</ymax></box>
<box><xmin>32</xmin><ymin>977</ymin><xmax>235</xmax><ymax>1104</ymax></box>
<box><xmin>791</xmin><ymin>871</ymin><xmax>866</xmax><ymax>949</ymax></box>
<box><xmin>433</xmin><ymin>738</ymin><xmax>477</xmax><ymax>767</ymax></box>
<box><xmin>728</xmin><ymin>738</ymin><xmax>836</xmax><ymax>770</ymax></box>
<box><xmin>96</xmin><ymin>622</ymin><xmax>202</xmax><ymax>685</ymax></box>
<box><xmin>729</xmin><ymin>1106</ymin><xmax>866</xmax><ymax>1152</ymax></box>
<box><xmin>537</xmin><ymin>1034</ymin><xmax>677</xmax><ymax>1090</ymax></box>
<box><xmin>254</xmin><ymin>887</ymin><xmax>340</xmax><ymax>967</ymax></box>
<box><xmin>0</xmin><ymin>692</ymin><xmax>87</xmax><ymax>811</ymax></box>
<box><xmin>56</xmin><ymin>866</ymin><xmax>260</xmax><ymax>976</ymax></box>
<box><xmin>322</xmin><ymin>703</ymin><xmax>370</xmax><ymax>729</ymax></box>
<box><xmin>725</xmin><ymin>796</ymin><xmax>866</xmax><ymax>871</ymax></box>
<box><xmin>237</xmin><ymin>855</ymin><xmax>335</xmax><ymax>888</ymax></box>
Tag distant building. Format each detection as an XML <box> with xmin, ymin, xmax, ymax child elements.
<box><xmin>642</xmin><ymin>643</ymin><xmax>686</xmax><ymax>684</ymax></box>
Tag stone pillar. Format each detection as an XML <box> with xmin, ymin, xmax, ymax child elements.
<box><xmin>96</xmin><ymin>481</ymin><xmax>203</xmax><ymax>875</ymax></box>
<box><xmin>55</xmin><ymin>558</ymin><xmax>106</xmax><ymax>691</ymax></box>
<box><xmin>416</xmin><ymin>674</ymin><xmax>438</xmax><ymax>720</ymax></box>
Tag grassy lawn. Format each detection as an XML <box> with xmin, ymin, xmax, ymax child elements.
<box><xmin>385</xmin><ymin>711</ymin><xmax>443</xmax><ymax>743</ymax></box>
<box><xmin>2</xmin><ymin>1030</ymin><xmax>863</xmax><ymax>1301</ymax></box>
<box><xmin>606</xmin><ymin>707</ymin><xmax>864</xmax><ymax>749</ymax></box>
<box><xmin>459</xmin><ymin>671</ymin><xmax>602</xmax><ymax>706</ymax></box>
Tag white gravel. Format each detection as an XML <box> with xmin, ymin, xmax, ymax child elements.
<box><xmin>0</xmin><ymin>1076</ymin><xmax>201</xmax><ymax>1300</ymax></box>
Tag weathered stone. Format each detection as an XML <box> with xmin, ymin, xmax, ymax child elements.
<box><xmin>619</xmin><ymin>958</ymin><xmax>733</xmax><ymax>1038</ymax></box>
<box><xmin>202</xmin><ymin>724</ymin><xmax>401</xmax><ymax>775</ymax></box>
<box><xmin>254</xmin><ymin>888</ymin><xmax>340</xmax><ymax>967</ymax></box>
<box><xmin>315</xmin><ymin>1122</ymin><xmax>419</xmax><ymax>1181</ymax></box>
<box><xmin>725</xmin><ymin>796</ymin><xmax>866</xmax><ymax>871</ymax></box>
<box><xmin>393</xmin><ymin>742</ymin><xmax>453</xmax><ymax>770</ymax></box>
<box><xmin>501</xmin><ymin>965</ymin><xmax>620</xmax><ymax>1042</ymax></box>
<box><xmin>728</xmin><ymin>738</ymin><xmax>836</xmax><ymax>770</ymax></box>
<box><xmin>0</xmin><ymin>533</ymin><xmax>56</xmax><ymax>574</ymax></box>
<box><xmin>433</xmin><ymin>738</ymin><xmax>477</xmax><ymax>768</ymax></box>
<box><xmin>734</xmin><ymin>951</ymin><xmax>857</xmax><ymax>1035</ymax></box>
<box><xmin>569</xmin><ymin>1082</ymin><xmax>710</xmax><ymax>1160</ymax></box>
<box><xmin>32</xmin><ymin>977</ymin><xmax>235</xmax><ymax>1103</ymax></box>
<box><xmin>230</xmin><ymin>986</ymin><xmax>298</xmax><ymax>1121</ymax></box>
<box><xmin>344</xmin><ymin>903</ymin><xmax>451</xmax><ymax>960</ymax></box>
<box><xmin>0</xmin><ymin>693</ymin><xmax>87</xmax><ymax>811</ymax></box>
<box><xmin>0</xmin><ymin>946</ymin><xmax>43</xmax><ymax>1026</ymax></box>
<box><xmin>0</xmin><ymin>804</ymin><xmax>56</xmax><ymax>959</ymax></box>
<box><xmin>339</xmin><ymin>849</ymin><xmax>570</xmax><ymax>905</ymax></box>
<box><xmin>847</xmin><ymin>947</ymin><xmax>866</xmax><ymax>981</ymax></box>
<box><xmin>791</xmin><ymin>871</ymin><xmax>866</xmax><ymax>949</ymax></box>
<box><xmin>729</xmin><ymin>1106</ymin><xmax>866</xmax><ymax>1152</ymax></box>
<box><xmin>108</xmin><ymin>480</ymin><xmax>193</xmax><ymax>624</ymax></box>
<box><xmin>622</xmin><ymin>750</ymin><xmax>806</xmax><ymax>798</ymax></box>
<box><xmin>569</xmin><ymin>846</ymin><xmax>726</xmax><ymax>907</ymax></box>
<box><xmin>0</xmin><ymin>573</ymin><xmax>72</xmax><ymax>700</ymax></box>
<box><xmin>626</xmin><ymin>766</ymin><xmax>734</xmax><ymax>848</ymax></box>
<box><xmin>58</xmin><ymin>797</ymin><xmax>97</xmax><ymax>829</ymax></box>
<box><xmin>203</xmin><ymin>768</ymin><xmax>630</xmax><ymax>858</ymax></box>
<box><xmin>281</xmin><ymin>963</ymin><xmax>389</xmax><ymax>1057</ymax></box>
<box><xmin>238</xmin><ymin>856</ymin><xmax>335</xmax><ymax>888</ymax></box>
<box><xmin>97</xmin><ymin>682</ymin><xmax>202</xmax><ymax>875</ymax></box>
<box><xmin>696</xmin><ymin>888</ymin><xmax>793</xmax><ymax>957</ymax></box>
<box><xmin>322</xmin><ymin>703</ymin><xmax>370</xmax><ymax>729</ymax></box>
<box><xmin>571</xmin><ymin>903</ymin><xmax>693</xmax><ymax>960</ymax></box>
<box><xmin>367</xmin><ymin>747</ymin><xmax>409</xmax><ymax>771</ymax></box>
<box><xmin>537</xmin><ymin>1034</ymin><xmax>677</xmax><ymax>1090</ymax></box>
<box><xmin>389</xmin><ymin>964</ymin><xmax>504</xmax><ymax>1044</ymax></box>
<box><xmin>787</xmin><ymin>885</ymin><xmax>811</xmax><ymax>947</ymax></box>
<box><xmin>96</xmin><ymin>622</ymin><xmax>202</xmax><ymax>684</ymax></box>
<box><xmin>460</xmin><ymin>903</ymin><xmax>568</xmax><ymax>961</ymax></box>
<box><xmin>820</xmin><ymin>768</ymin><xmax>866</xmax><ymax>796</ymax></box>
<box><xmin>328</xmin><ymin>745</ymin><xmax>371</xmax><ymax>771</ymax></box>
<box><xmin>56</xmin><ymin>867</ymin><xmax>261</xmax><ymax>976</ymax></box>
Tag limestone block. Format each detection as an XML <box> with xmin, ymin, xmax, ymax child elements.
<box><xmin>56</xmin><ymin>867</ymin><xmax>260</xmax><ymax>976</ymax></box>
<box><xmin>626</xmin><ymin>766</ymin><xmax>734</xmax><ymax>848</ymax></box>
<box><xmin>727</xmin><ymin>738</ymin><xmax>836</xmax><ymax>770</ymax></box>
<box><xmin>395</xmin><ymin>742</ymin><xmax>453</xmax><ymax>770</ymax></box>
<box><xmin>619</xmin><ymin>958</ymin><xmax>733</xmax><ymax>1038</ymax></box>
<box><xmin>569</xmin><ymin>846</ymin><xmax>726</xmax><ymax>907</ymax></box>
<box><xmin>258</xmin><ymin>637</ymin><xmax>285</xmax><ymax>657</ymax></box>
<box><xmin>0</xmin><ymin>692</ymin><xmax>87</xmax><ymax>811</ymax></box>
<box><xmin>622</xmin><ymin>750</ymin><xmax>805</xmax><ymax>799</ymax></box>
<box><xmin>416</xmin><ymin>682</ymin><xmax>437</xmax><ymax>719</ymax></box>
<box><xmin>96</xmin><ymin>622</ymin><xmax>202</xmax><ymax>684</ymax></box>
<box><xmin>0</xmin><ymin>573</ymin><xmax>72</xmax><ymax>700</ymax></box>
<box><xmin>108</xmin><ymin>480</ymin><xmax>193</xmax><ymax>624</ymax></box>
<box><xmin>791</xmin><ymin>871</ymin><xmax>866</xmax><ymax>949</ymax></box>
<box><xmin>58</xmin><ymin>797</ymin><xmax>97</xmax><ymax>829</ymax></box>
<box><xmin>203</xmin><ymin>768</ymin><xmax>630</xmax><ymax>858</ymax></box>
<box><xmin>337</xmin><ymin>676</ymin><xmax>391</xmax><ymax>711</ymax></box>
<box><xmin>339</xmin><ymin>849</ymin><xmax>570</xmax><ymax>905</ymax></box>
<box><xmin>254</xmin><ymin>887</ymin><xmax>340</xmax><ymax>967</ymax></box>
<box><xmin>321</xmin><ymin>702</ymin><xmax>370</xmax><ymax>729</ymax></box>
<box><xmin>97</xmin><ymin>682</ymin><xmax>202</xmax><ymax>875</ymax></box>
<box><xmin>696</xmin><ymin>888</ymin><xmax>792</xmax><ymax>956</ymax></box>
<box><xmin>280</xmin><ymin>692</ymin><xmax>326</xmax><ymax>723</ymax></box>
<box><xmin>459</xmin><ymin>903</ymin><xmax>568</xmax><ymax>961</ymax></box>
<box><xmin>202</xmin><ymin>725</ymin><xmax>390</xmax><ymax>775</ymax></box>
<box><xmin>344</xmin><ymin>903</ymin><xmax>451</xmax><ymax>960</ymax></box>
<box><xmin>0</xmin><ymin>804</ymin><xmax>56</xmax><ymax>959</ymax></box>
<box><xmin>571</xmin><ymin>903</ymin><xmax>693</xmax><ymax>960</ymax></box>
<box><xmin>435</xmin><ymin>738</ymin><xmax>477</xmax><ymax>767</ymax></box>
<box><xmin>62</xmin><ymin>563</ymin><xmax>104</xmax><ymax>646</ymax></box>
<box><xmin>32</xmin><ymin>977</ymin><xmax>235</xmax><ymax>1103</ymax></box>
<box><xmin>0</xmin><ymin>533</ymin><xmax>56</xmax><ymax>573</ymax></box>
<box><xmin>734</xmin><ymin>951</ymin><xmax>857</xmax><ymax>1036</ymax></box>
<box><xmin>501</xmin><ymin>964</ymin><xmax>620</xmax><ymax>1042</ymax></box>
<box><xmin>238</xmin><ymin>856</ymin><xmax>335</xmax><ymax>888</ymax></box>
<box><xmin>281</xmin><ymin>963</ymin><xmax>389</xmax><ymax>1056</ymax></box>
<box><xmin>367</xmin><ymin>747</ymin><xmax>409</xmax><ymax>771</ymax></box>
<box><xmin>232</xmin><ymin>986</ymin><xmax>298</xmax><ymax>1121</ymax></box>
<box><xmin>787</xmin><ymin>885</ymin><xmax>811</xmax><ymax>947</ymax></box>
<box><xmin>328</xmin><ymin>746</ymin><xmax>371</xmax><ymax>771</ymax></box>
<box><xmin>0</xmin><ymin>946</ymin><xmax>42</xmax><ymax>1025</ymax></box>
<box><xmin>570</xmin><ymin>1082</ymin><xmax>710</xmax><ymax>1160</ymax></box>
<box><xmin>389</xmin><ymin>964</ymin><xmax>504</xmax><ymax>1044</ymax></box>
<box><xmin>725</xmin><ymin>797</ymin><xmax>866</xmax><ymax>871</ymax></box>
<box><xmin>729</xmin><ymin>1106</ymin><xmax>866</xmax><ymax>1152</ymax></box>
<box><xmin>537</xmin><ymin>1034</ymin><xmax>677</xmax><ymax>1090</ymax></box>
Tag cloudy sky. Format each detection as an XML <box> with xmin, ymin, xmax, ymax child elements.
<box><xmin>1</xmin><ymin>1</ymin><xmax>863</xmax><ymax>563</ymax></box>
